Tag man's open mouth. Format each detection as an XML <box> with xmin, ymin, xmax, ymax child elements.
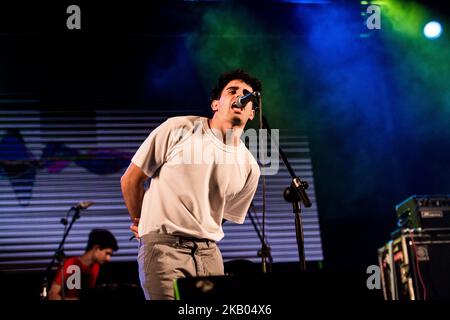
<box><xmin>231</xmin><ymin>103</ymin><xmax>243</xmax><ymax>112</ymax></box>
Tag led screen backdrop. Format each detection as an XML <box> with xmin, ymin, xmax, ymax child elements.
<box><xmin>0</xmin><ymin>109</ymin><xmax>323</xmax><ymax>271</ymax></box>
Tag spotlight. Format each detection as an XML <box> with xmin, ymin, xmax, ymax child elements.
<box><xmin>423</xmin><ymin>21</ymin><xmax>442</xmax><ymax>39</ymax></box>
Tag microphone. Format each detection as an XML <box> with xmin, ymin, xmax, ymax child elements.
<box><xmin>60</xmin><ymin>201</ymin><xmax>94</xmax><ymax>225</ymax></box>
<box><xmin>235</xmin><ymin>91</ymin><xmax>261</xmax><ymax>109</ymax></box>
<box><xmin>73</xmin><ymin>201</ymin><xmax>94</xmax><ymax>210</ymax></box>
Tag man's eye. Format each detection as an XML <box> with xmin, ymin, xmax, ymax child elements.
<box><xmin>229</xmin><ymin>90</ymin><xmax>236</xmax><ymax>94</ymax></box>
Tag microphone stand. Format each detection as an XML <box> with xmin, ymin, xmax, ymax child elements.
<box><xmin>261</xmin><ymin>116</ymin><xmax>312</xmax><ymax>271</ymax></box>
<box><xmin>40</xmin><ymin>205</ymin><xmax>82</xmax><ymax>300</ymax></box>
<box><xmin>256</xmin><ymin>93</ymin><xmax>272</xmax><ymax>274</ymax></box>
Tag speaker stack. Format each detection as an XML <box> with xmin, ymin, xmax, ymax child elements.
<box><xmin>378</xmin><ymin>195</ymin><xmax>450</xmax><ymax>300</ymax></box>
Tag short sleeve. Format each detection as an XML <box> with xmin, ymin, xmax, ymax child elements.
<box><xmin>223</xmin><ymin>163</ymin><xmax>260</xmax><ymax>224</ymax></box>
<box><xmin>53</xmin><ymin>257</ymin><xmax>77</xmax><ymax>286</ymax></box>
<box><xmin>131</xmin><ymin>118</ymin><xmax>186</xmax><ymax>177</ymax></box>
<box><xmin>88</xmin><ymin>264</ymin><xmax>100</xmax><ymax>288</ymax></box>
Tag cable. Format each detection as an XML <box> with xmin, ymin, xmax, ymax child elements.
<box><xmin>409</xmin><ymin>231</ymin><xmax>427</xmax><ymax>300</ymax></box>
<box><xmin>249</xmin><ymin>203</ymin><xmax>271</xmax><ymax>247</ymax></box>
<box><xmin>258</xmin><ymin>94</ymin><xmax>269</xmax><ymax>270</ymax></box>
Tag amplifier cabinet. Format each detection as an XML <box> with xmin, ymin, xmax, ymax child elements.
<box><xmin>378</xmin><ymin>230</ymin><xmax>450</xmax><ymax>300</ymax></box>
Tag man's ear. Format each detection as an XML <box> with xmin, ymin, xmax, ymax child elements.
<box><xmin>211</xmin><ymin>100</ymin><xmax>219</xmax><ymax>112</ymax></box>
<box><xmin>248</xmin><ymin>109</ymin><xmax>255</xmax><ymax>121</ymax></box>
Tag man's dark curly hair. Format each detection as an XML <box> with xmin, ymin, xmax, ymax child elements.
<box><xmin>210</xmin><ymin>69</ymin><xmax>262</xmax><ymax>105</ymax></box>
<box><xmin>85</xmin><ymin>229</ymin><xmax>119</xmax><ymax>252</ymax></box>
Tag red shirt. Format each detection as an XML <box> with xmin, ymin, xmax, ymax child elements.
<box><xmin>53</xmin><ymin>256</ymin><xmax>100</xmax><ymax>299</ymax></box>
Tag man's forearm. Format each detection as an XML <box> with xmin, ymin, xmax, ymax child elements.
<box><xmin>48</xmin><ymin>292</ymin><xmax>62</xmax><ymax>300</ymax></box>
<box><xmin>121</xmin><ymin>179</ymin><xmax>144</xmax><ymax>221</ymax></box>
<box><xmin>48</xmin><ymin>284</ymin><xmax>62</xmax><ymax>300</ymax></box>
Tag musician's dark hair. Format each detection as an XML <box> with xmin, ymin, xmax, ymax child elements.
<box><xmin>85</xmin><ymin>229</ymin><xmax>119</xmax><ymax>252</ymax></box>
<box><xmin>210</xmin><ymin>69</ymin><xmax>262</xmax><ymax>105</ymax></box>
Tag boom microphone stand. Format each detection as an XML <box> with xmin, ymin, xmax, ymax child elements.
<box><xmin>261</xmin><ymin>116</ymin><xmax>312</xmax><ymax>271</ymax></box>
<box><xmin>40</xmin><ymin>202</ymin><xmax>92</xmax><ymax>299</ymax></box>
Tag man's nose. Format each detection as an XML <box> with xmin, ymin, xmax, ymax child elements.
<box><xmin>233</xmin><ymin>91</ymin><xmax>245</xmax><ymax>101</ymax></box>
<box><xmin>237</xmin><ymin>90</ymin><xmax>246</xmax><ymax>97</ymax></box>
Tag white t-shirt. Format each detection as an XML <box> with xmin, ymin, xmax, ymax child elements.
<box><xmin>131</xmin><ymin>116</ymin><xmax>260</xmax><ymax>241</ymax></box>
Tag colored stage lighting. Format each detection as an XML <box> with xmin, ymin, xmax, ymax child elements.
<box><xmin>423</xmin><ymin>21</ymin><xmax>442</xmax><ymax>39</ymax></box>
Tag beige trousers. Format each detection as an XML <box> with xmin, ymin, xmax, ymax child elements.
<box><xmin>137</xmin><ymin>232</ymin><xmax>224</xmax><ymax>300</ymax></box>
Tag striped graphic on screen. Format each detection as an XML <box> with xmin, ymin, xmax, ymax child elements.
<box><xmin>0</xmin><ymin>109</ymin><xmax>323</xmax><ymax>271</ymax></box>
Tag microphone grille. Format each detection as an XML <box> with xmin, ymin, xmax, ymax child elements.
<box><xmin>79</xmin><ymin>201</ymin><xmax>94</xmax><ymax>209</ymax></box>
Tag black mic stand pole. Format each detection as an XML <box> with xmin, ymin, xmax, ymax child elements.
<box><xmin>40</xmin><ymin>205</ymin><xmax>82</xmax><ymax>300</ymax></box>
<box><xmin>256</xmin><ymin>93</ymin><xmax>273</xmax><ymax>274</ymax></box>
<box><xmin>261</xmin><ymin>116</ymin><xmax>312</xmax><ymax>271</ymax></box>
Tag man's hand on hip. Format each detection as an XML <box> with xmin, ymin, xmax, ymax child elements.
<box><xmin>130</xmin><ymin>217</ymin><xmax>140</xmax><ymax>240</ymax></box>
